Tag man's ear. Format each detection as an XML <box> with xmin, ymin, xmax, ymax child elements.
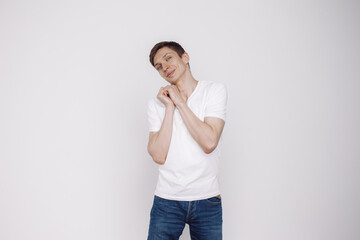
<box><xmin>182</xmin><ymin>52</ymin><xmax>190</xmax><ymax>65</ymax></box>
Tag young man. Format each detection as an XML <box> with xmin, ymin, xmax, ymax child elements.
<box><xmin>147</xmin><ymin>41</ymin><xmax>227</xmax><ymax>240</ymax></box>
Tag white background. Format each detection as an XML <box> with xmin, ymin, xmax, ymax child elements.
<box><xmin>1</xmin><ymin>0</ymin><xmax>359</xmax><ymax>239</ymax></box>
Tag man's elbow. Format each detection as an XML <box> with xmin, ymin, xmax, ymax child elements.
<box><xmin>148</xmin><ymin>147</ymin><xmax>166</xmax><ymax>165</ymax></box>
<box><xmin>152</xmin><ymin>156</ymin><xmax>166</xmax><ymax>165</ymax></box>
<box><xmin>203</xmin><ymin>141</ymin><xmax>218</xmax><ymax>154</ymax></box>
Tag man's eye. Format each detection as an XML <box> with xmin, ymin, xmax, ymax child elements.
<box><xmin>157</xmin><ymin>66</ymin><xmax>162</xmax><ymax>70</ymax></box>
<box><xmin>167</xmin><ymin>57</ymin><xmax>172</xmax><ymax>61</ymax></box>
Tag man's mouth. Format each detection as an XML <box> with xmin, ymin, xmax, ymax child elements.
<box><xmin>167</xmin><ymin>69</ymin><xmax>175</xmax><ymax>78</ymax></box>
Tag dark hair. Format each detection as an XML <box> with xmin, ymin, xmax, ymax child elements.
<box><xmin>149</xmin><ymin>41</ymin><xmax>186</xmax><ymax>67</ymax></box>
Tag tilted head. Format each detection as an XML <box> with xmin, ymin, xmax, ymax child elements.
<box><xmin>150</xmin><ymin>41</ymin><xmax>190</xmax><ymax>83</ymax></box>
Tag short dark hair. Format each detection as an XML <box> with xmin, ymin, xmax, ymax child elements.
<box><xmin>149</xmin><ymin>41</ymin><xmax>186</xmax><ymax>67</ymax></box>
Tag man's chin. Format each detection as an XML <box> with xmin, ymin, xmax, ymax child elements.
<box><xmin>164</xmin><ymin>78</ymin><xmax>178</xmax><ymax>85</ymax></box>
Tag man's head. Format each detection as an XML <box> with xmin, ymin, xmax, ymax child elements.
<box><xmin>150</xmin><ymin>41</ymin><xmax>190</xmax><ymax>84</ymax></box>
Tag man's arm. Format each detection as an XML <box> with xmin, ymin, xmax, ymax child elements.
<box><xmin>165</xmin><ymin>85</ymin><xmax>225</xmax><ymax>154</ymax></box>
<box><xmin>177</xmin><ymin>103</ymin><xmax>225</xmax><ymax>154</ymax></box>
<box><xmin>147</xmin><ymin>87</ymin><xmax>175</xmax><ymax>165</ymax></box>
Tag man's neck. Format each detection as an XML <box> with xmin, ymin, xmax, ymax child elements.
<box><xmin>174</xmin><ymin>71</ymin><xmax>198</xmax><ymax>101</ymax></box>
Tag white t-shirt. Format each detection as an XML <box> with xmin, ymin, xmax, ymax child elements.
<box><xmin>147</xmin><ymin>80</ymin><xmax>227</xmax><ymax>201</ymax></box>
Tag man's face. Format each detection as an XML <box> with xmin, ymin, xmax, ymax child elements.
<box><xmin>153</xmin><ymin>47</ymin><xmax>189</xmax><ymax>84</ymax></box>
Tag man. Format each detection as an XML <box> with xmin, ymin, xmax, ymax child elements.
<box><xmin>147</xmin><ymin>41</ymin><xmax>227</xmax><ymax>240</ymax></box>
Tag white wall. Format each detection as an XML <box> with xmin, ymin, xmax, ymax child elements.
<box><xmin>0</xmin><ymin>0</ymin><xmax>359</xmax><ymax>239</ymax></box>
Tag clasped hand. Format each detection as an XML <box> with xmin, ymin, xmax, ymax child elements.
<box><xmin>157</xmin><ymin>85</ymin><xmax>185</xmax><ymax>108</ymax></box>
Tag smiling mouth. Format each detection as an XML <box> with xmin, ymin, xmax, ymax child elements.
<box><xmin>167</xmin><ymin>70</ymin><xmax>175</xmax><ymax>78</ymax></box>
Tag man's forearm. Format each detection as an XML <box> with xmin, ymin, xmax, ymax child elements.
<box><xmin>176</xmin><ymin>103</ymin><xmax>220</xmax><ymax>154</ymax></box>
<box><xmin>147</xmin><ymin>106</ymin><xmax>175</xmax><ymax>164</ymax></box>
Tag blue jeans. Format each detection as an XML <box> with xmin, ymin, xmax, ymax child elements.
<box><xmin>147</xmin><ymin>195</ymin><xmax>222</xmax><ymax>240</ymax></box>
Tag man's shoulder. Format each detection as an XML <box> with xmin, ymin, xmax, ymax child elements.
<box><xmin>199</xmin><ymin>80</ymin><xmax>226</xmax><ymax>92</ymax></box>
<box><xmin>147</xmin><ymin>96</ymin><xmax>164</xmax><ymax>109</ymax></box>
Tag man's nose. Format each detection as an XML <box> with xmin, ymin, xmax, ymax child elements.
<box><xmin>162</xmin><ymin>63</ymin><xmax>169</xmax><ymax>72</ymax></box>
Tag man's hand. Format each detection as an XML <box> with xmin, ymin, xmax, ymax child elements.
<box><xmin>157</xmin><ymin>86</ymin><xmax>175</xmax><ymax>108</ymax></box>
<box><xmin>163</xmin><ymin>85</ymin><xmax>186</xmax><ymax>106</ymax></box>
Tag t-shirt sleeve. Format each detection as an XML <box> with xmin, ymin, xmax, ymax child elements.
<box><xmin>204</xmin><ymin>82</ymin><xmax>228</xmax><ymax>121</ymax></box>
<box><xmin>147</xmin><ymin>98</ymin><xmax>162</xmax><ymax>132</ymax></box>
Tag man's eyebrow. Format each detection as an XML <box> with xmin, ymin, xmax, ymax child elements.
<box><xmin>154</xmin><ymin>53</ymin><xmax>170</xmax><ymax>67</ymax></box>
